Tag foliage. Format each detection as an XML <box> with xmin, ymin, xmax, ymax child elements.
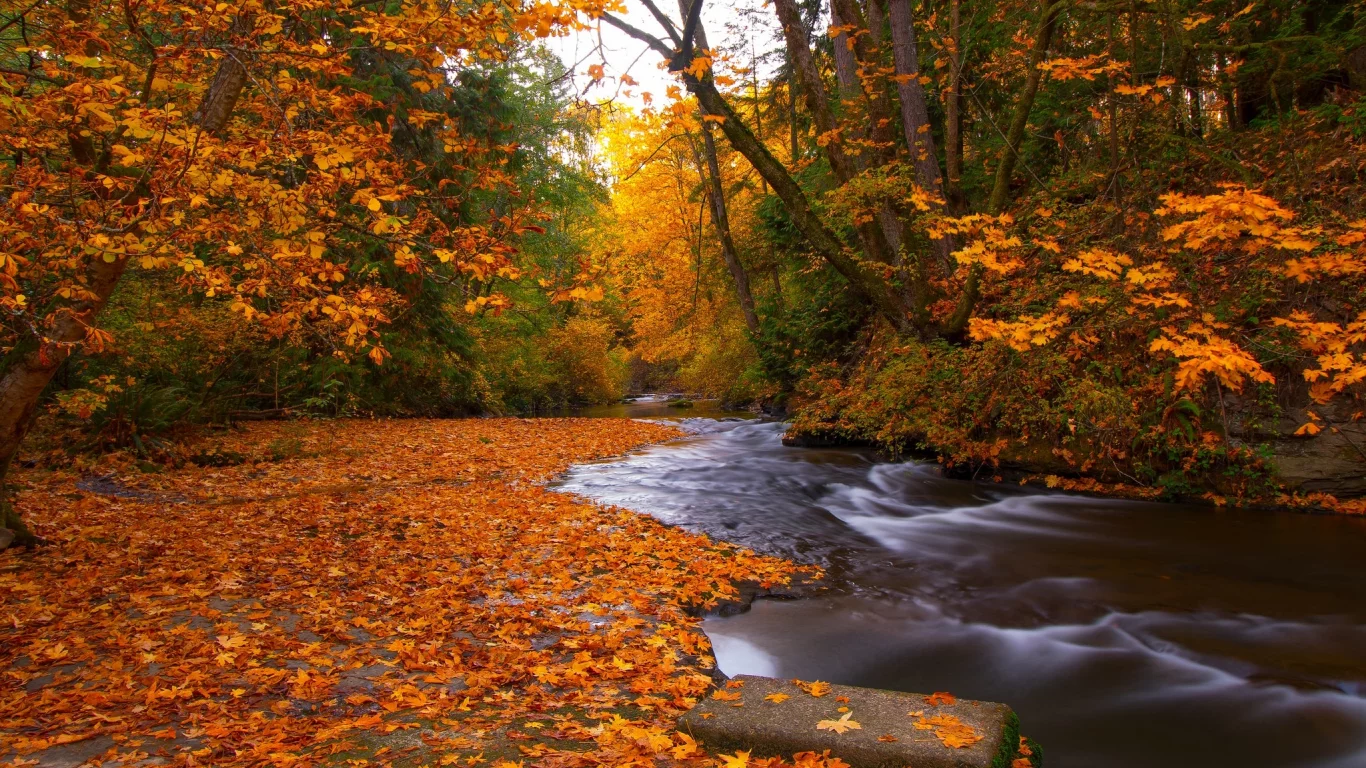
<box><xmin>3</xmin><ymin>10</ymin><xmax>625</xmax><ymax>465</ymax></box>
<box><xmin>1</xmin><ymin>418</ymin><xmax>818</xmax><ymax>765</ymax></box>
<box><xmin>588</xmin><ymin>0</ymin><xmax>1365</xmax><ymax>505</ymax></box>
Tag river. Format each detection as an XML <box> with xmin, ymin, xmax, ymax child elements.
<box><xmin>553</xmin><ymin>403</ymin><xmax>1366</xmax><ymax>768</ymax></box>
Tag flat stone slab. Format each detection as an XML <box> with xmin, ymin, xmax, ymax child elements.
<box><xmin>679</xmin><ymin>675</ymin><xmax>1021</xmax><ymax>768</ymax></box>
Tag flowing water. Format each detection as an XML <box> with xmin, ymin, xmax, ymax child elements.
<box><xmin>554</xmin><ymin>409</ymin><xmax>1366</xmax><ymax>768</ymax></box>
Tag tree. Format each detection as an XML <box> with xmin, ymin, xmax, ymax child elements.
<box><xmin>0</xmin><ymin>0</ymin><xmax>605</xmax><ymax>544</ymax></box>
<box><xmin>601</xmin><ymin>0</ymin><xmax>1065</xmax><ymax>338</ymax></box>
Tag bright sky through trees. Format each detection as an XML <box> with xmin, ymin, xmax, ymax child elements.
<box><xmin>549</xmin><ymin>0</ymin><xmax>786</xmax><ymax>110</ymax></box>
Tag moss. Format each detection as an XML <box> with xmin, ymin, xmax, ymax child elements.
<box><xmin>991</xmin><ymin>710</ymin><xmax>1022</xmax><ymax>768</ymax></box>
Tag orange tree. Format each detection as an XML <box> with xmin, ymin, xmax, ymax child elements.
<box><xmin>0</xmin><ymin>0</ymin><xmax>611</xmax><ymax>544</ymax></box>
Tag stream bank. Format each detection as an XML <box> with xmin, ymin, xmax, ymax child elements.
<box><xmin>556</xmin><ymin>413</ymin><xmax>1366</xmax><ymax>768</ymax></box>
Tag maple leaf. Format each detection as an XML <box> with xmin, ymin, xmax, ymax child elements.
<box><xmin>764</xmin><ymin>693</ymin><xmax>791</xmax><ymax>703</ymax></box>
<box><xmin>816</xmin><ymin>712</ymin><xmax>862</xmax><ymax>734</ymax></box>
<box><xmin>911</xmin><ymin>714</ymin><xmax>983</xmax><ymax>749</ymax></box>
<box><xmin>720</xmin><ymin>750</ymin><xmax>751</xmax><ymax>768</ymax></box>
<box><xmin>924</xmin><ymin>691</ymin><xmax>956</xmax><ymax>706</ymax></box>
<box><xmin>672</xmin><ymin>733</ymin><xmax>701</xmax><ymax>759</ymax></box>
<box><xmin>796</xmin><ymin>680</ymin><xmax>832</xmax><ymax>697</ymax></box>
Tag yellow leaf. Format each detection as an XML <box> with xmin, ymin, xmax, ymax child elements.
<box><xmin>720</xmin><ymin>750</ymin><xmax>750</xmax><ymax>768</ymax></box>
<box><xmin>816</xmin><ymin>712</ymin><xmax>861</xmax><ymax>734</ymax></box>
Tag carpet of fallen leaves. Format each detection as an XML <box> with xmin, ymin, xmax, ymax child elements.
<box><xmin>1</xmin><ymin>418</ymin><xmax>819</xmax><ymax>768</ymax></box>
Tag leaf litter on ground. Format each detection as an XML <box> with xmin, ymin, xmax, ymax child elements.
<box><xmin>0</xmin><ymin>418</ymin><xmax>848</xmax><ymax>768</ymax></box>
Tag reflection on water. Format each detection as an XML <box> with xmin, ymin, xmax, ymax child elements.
<box><xmin>555</xmin><ymin>418</ymin><xmax>1366</xmax><ymax>768</ymax></box>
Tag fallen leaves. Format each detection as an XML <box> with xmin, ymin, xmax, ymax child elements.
<box><xmin>815</xmin><ymin>712</ymin><xmax>862</xmax><ymax>734</ymax></box>
<box><xmin>924</xmin><ymin>691</ymin><xmax>956</xmax><ymax>707</ymax></box>
<box><xmin>764</xmin><ymin>693</ymin><xmax>791</xmax><ymax>704</ymax></box>
<box><xmin>1</xmin><ymin>418</ymin><xmax>805</xmax><ymax>767</ymax></box>
<box><xmin>721</xmin><ymin>749</ymin><xmax>752</xmax><ymax>768</ymax></box>
<box><xmin>795</xmin><ymin>679</ymin><xmax>832</xmax><ymax>697</ymax></box>
<box><xmin>911</xmin><ymin>713</ymin><xmax>984</xmax><ymax>749</ymax></box>
<box><xmin>1012</xmin><ymin>733</ymin><xmax>1038</xmax><ymax>767</ymax></box>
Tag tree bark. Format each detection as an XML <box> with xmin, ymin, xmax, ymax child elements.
<box><xmin>788</xmin><ymin>64</ymin><xmax>800</xmax><ymax>163</ymax></box>
<box><xmin>886</xmin><ymin>0</ymin><xmax>953</xmax><ymax>277</ymax></box>
<box><xmin>678</xmin><ymin>0</ymin><xmax>760</xmax><ymax>334</ymax></box>
<box><xmin>771</xmin><ymin>0</ymin><xmax>897</xmax><ymax>269</ymax></box>
<box><xmin>829</xmin><ymin>0</ymin><xmax>914</xmax><ymax>281</ymax></box>
<box><xmin>944</xmin><ymin>0</ymin><xmax>1062</xmax><ymax>336</ymax></box>
<box><xmin>771</xmin><ymin>0</ymin><xmax>855</xmax><ymax>184</ymax></box>
<box><xmin>945</xmin><ymin>0</ymin><xmax>964</xmax><ymax>211</ymax></box>
<box><xmin>0</xmin><ymin>253</ymin><xmax>130</xmax><ymax>544</ymax></box>
<box><xmin>195</xmin><ymin>14</ymin><xmax>256</xmax><ymax>135</ymax></box>
<box><xmin>984</xmin><ymin>0</ymin><xmax>1060</xmax><ymax>213</ymax></box>
<box><xmin>698</xmin><ymin>124</ymin><xmax>761</xmax><ymax>334</ymax></box>
<box><xmin>866</xmin><ymin>0</ymin><xmax>887</xmax><ymax>47</ymax></box>
<box><xmin>829</xmin><ymin>0</ymin><xmax>863</xmax><ymax>107</ymax></box>
<box><xmin>830</xmin><ymin>0</ymin><xmax>898</xmax><ymax>165</ymax></box>
<box><xmin>687</xmin><ymin>76</ymin><xmax>913</xmax><ymax>328</ymax></box>
<box><xmin>886</xmin><ymin>0</ymin><xmax>944</xmax><ymax>196</ymax></box>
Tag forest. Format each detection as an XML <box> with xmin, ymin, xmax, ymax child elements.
<box><xmin>3</xmin><ymin>0</ymin><xmax>1365</xmax><ymax>539</ymax></box>
<box><xmin>1</xmin><ymin>0</ymin><xmax>1365</xmax><ymax>765</ymax></box>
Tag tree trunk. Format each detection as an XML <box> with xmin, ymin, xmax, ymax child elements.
<box><xmin>676</xmin><ymin>0</ymin><xmax>759</xmax><ymax>334</ymax></box>
<box><xmin>945</xmin><ymin>0</ymin><xmax>964</xmax><ymax>212</ymax></box>
<box><xmin>886</xmin><ymin>0</ymin><xmax>943</xmax><ymax>194</ymax></box>
<box><xmin>829</xmin><ymin>1</ymin><xmax>863</xmax><ymax>108</ymax></box>
<box><xmin>866</xmin><ymin>0</ymin><xmax>886</xmax><ymax>47</ymax></box>
<box><xmin>886</xmin><ymin>0</ymin><xmax>952</xmax><ymax>274</ymax></box>
<box><xmin>830</xmin><ymin>0</ymin><xmax>899</xmax><ymax>165</ymax></box>
<box><xmin>772</xmin><ymin>0</ymin><xmax>897</xmax><ymax>269</ymax></box>
<box><xmin>829</xmin><ymin>0</ymin><xmax>915</xmax><ymax>283</ymax></box>
<box><xmin>945</xmin><ymin>0</ymin><xmax>1062</xmax><ymax>336</ymax></box>
<box><xmin>1106</xmin><ymin>14</ymin><xmax>1122</xmax><ymax>196</ymax></box>
<box><xmin>699</xmin><ymin>124</ymin><xmax>761</xmax><ymax>334</ymax></box>
<box><xmin>688</xmin><ymin>77</ymin><xmax>913</xmax><ymax>329</ymax></box>
<box><xmin>771</xmin><ymin>0</ymin><xmax>856</xmax><ymax>184</ymax></box>
<box><xmin>605</xmin><ymin>3</ymin><xmax>914</xmax><ymax>327</ymax></box>
<box><xmin>788</xmin><ymin>64</ymin><xmax>800</xmax><ymax>163</ymax></box>
<box><xmin>0</xmin><ymin>253</ymin><xmax>130</xmax><ymax>545</ymax></box>
<box><xmin>195</xmin><ymin>14</ymin><xmax>256</xmax><ymax>135</ymax></box>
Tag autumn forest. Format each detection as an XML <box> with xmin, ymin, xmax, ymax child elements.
<box><xmin>2</xmin><ymin>0</ymin><xmax>1365</xmax><ymax>765</ymax></box>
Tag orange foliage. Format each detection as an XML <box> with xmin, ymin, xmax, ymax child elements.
<box><xmin>1149</xmin><ymin>319</ymin><xmax>1275</xmax><ymax>393</ymax></box>
<box><xmin>0</xmin><ymin>0</ymin><xmax>611</xmax><ymax>366</ymax></box>
<box><xmin>1</xmin><ymin>419</ymin><xmax>809</xmax><ymax>766</ymax></box>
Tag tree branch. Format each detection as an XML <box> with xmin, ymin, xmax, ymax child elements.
<box><xmin>600</xmin><ymin>13</ymin><xmax>676</xmax><ymax>60</ymax></box>
<box><xmin>634</xmin><ymin>0</ymin><xmax>682</xmax><ymax>46</ymax></box>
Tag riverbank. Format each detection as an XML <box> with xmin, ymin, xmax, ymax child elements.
<box><xmin>0</xmin><ymin>419</ymin><xmax>809</xmax><ymax>767</ymax></box>
<box><xmin>781</xmin><ymin>417</ymin><xmax>1366</xmax><ymax>516</ymax></box>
